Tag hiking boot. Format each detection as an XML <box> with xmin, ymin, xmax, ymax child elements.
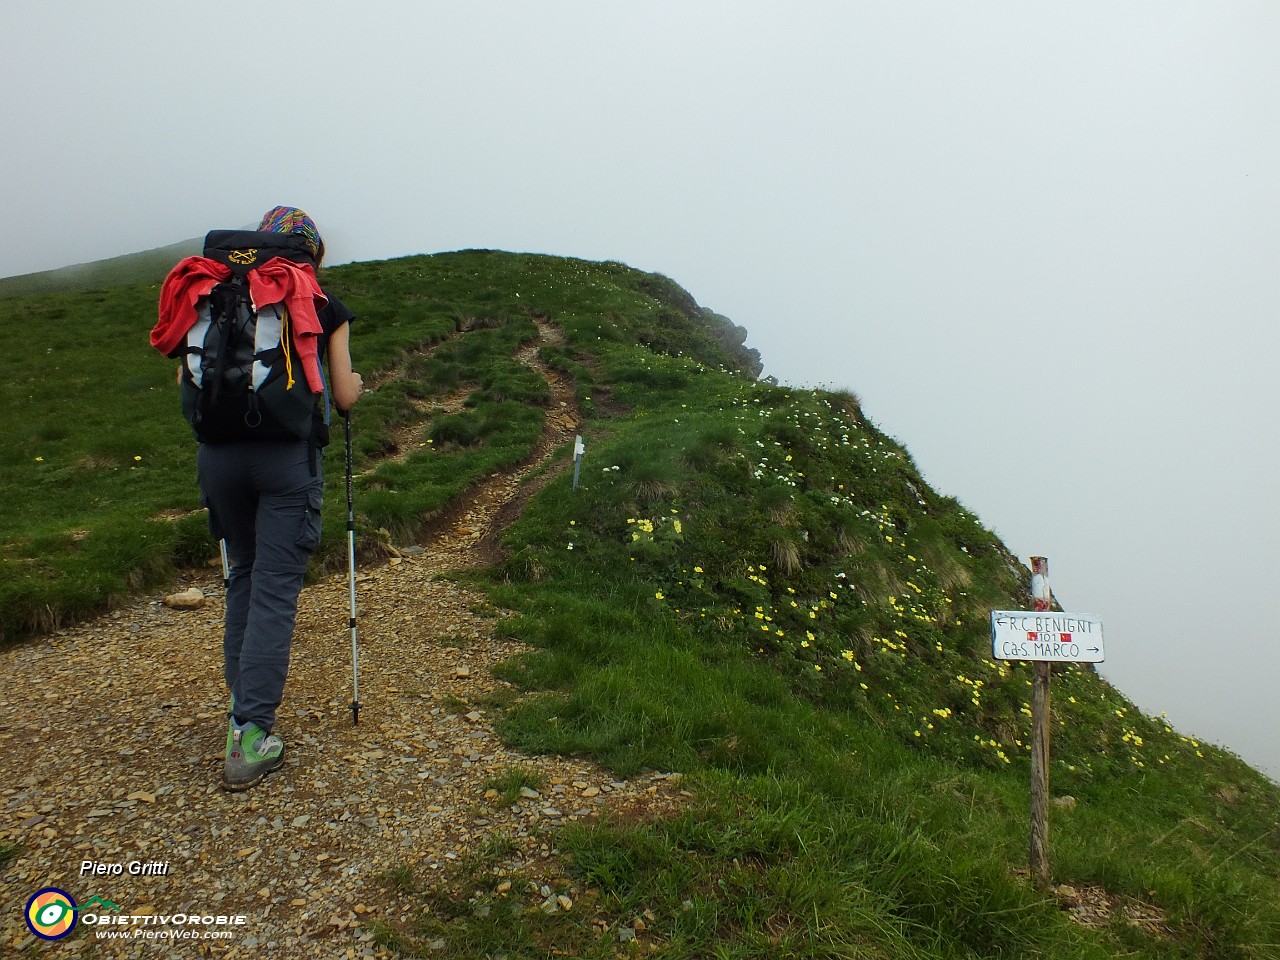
<box><xmin>222</xmin><ymin>721</ymin><xmax>285</xmax><ymax>791</ymax></box>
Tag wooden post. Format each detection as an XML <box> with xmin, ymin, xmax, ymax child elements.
<box><xmin>1029</xmin><ymin>556</ymin><xmax>1052</xmax><ymax>891</ymax></box>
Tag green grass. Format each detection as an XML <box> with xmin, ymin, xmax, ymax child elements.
<box><xmin>4</xmin><ymin>245</ymin><xmax>1278</xmax><ymax>959</ymax></box>
<box><xmin>482</xmin><ymin>765</ymin><xmax>547</xmax><ymax>806</ymax></box>
<box><xmin>465</xmin><ymin>329</ymin><xmax>1279</xmax><ymax>957</ymax></box>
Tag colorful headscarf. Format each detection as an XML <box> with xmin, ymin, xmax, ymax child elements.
<box><xmin>258</xmin><ymin>205</ymin><xmax>324</xmax><ymax>261</ymax></box>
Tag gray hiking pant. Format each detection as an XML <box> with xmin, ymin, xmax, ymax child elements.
<box><xmin>197</xmin><ymin>440</ymin><xmax>323</xmax><ymax>732</ymax></box>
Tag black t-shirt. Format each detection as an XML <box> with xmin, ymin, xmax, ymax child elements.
<box><xmin>310</xmin><ymin>290</ymin><xmax>355</xmax><ymax>444</ymax></box>
<box><xmin>316</xmin><ymin>290</ymin><xmax>356</xmax><ymax>360</ymax></box>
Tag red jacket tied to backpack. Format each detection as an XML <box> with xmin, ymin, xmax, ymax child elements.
<box><xmin>153</xmin><ymin>256</ymin><xmax>328</xmax><ymax>393</ymax></box>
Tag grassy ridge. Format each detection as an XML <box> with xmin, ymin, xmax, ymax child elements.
<box><xmin>0</xmin><ymin>237</ymin><xmax>205</xmax><ymax>298</ymax></box>
<box><xmin>0</xmin><ymin>250</ymin><xmax>760</xmax><ymax>638</ymax></box>
<box><xmin>453</xmin><ymin>331</ymin><xmax>1279</xmax><ymax>957</ymax></box>
<box><xmin>2</xmin><ymin>247</ymin><xmax>1278</xmax><ymax>958</ymax></box>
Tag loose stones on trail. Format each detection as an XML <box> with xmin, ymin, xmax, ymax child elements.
<box><xmin>0</xmin><ymin>318</ymin><xmax>692</xmax><ymax>958</ymax></box>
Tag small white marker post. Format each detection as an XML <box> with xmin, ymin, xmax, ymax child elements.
<box><xmin>572</xmin><ymin>435</ymin><xmax>585</xmax><ymax>490</ymax></box>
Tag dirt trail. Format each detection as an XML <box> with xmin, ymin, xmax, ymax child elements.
<box><xmin>1</xmin><ymin>320</ymin><xmax>684</xmax><ymax>958</ymax></box>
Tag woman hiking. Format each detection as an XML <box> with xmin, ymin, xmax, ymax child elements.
<box><xmin>153</xmin><ymin>206</ymin><xmax>364</xmax><ymax>790</ymax></box>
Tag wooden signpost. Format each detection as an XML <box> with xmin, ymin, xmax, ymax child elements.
<box><xmin>991</xmin><ymin>557</ymin><xmax>1105</xmax><ymax>891</ymax></box>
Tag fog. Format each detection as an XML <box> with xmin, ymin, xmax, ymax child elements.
<box><xmin>3</xmin><ymin>1</ymin><xmax>1276</xmax><ymax>778</ymax></box>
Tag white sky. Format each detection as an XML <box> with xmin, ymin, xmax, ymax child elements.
<box><xmin>3</xmin><ymin>1</ymin><xmax>1277</xmax><ymax>780</ymax></box>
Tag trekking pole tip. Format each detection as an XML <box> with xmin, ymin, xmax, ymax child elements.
<box><xmin>351</xmin><ymin>701</ymin><xmax>360</xmax><ymax>726</ymax></box>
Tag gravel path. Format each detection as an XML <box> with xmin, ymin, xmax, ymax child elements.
<box><xmin>2</xmin><ymin>322</ymin><xmax>686</xmax><ymax>957</ymax></box>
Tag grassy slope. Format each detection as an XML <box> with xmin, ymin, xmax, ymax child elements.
<box><xmin>1</xmin><ymin>248</ymin><xmax>1277</xmax><ymax>958</ymax></box>
<box><xmin>0</xmin><ymin>237</ymin><xmax>205</xmax><ymax>298</ymax></box>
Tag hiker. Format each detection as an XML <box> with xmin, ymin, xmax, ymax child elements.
<box><xmin>152</xmin><ymin>206</ymin><xmax>364</xmax><ymax>790</ymax></box>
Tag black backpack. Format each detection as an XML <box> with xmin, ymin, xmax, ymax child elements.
<box><xmin>179</xmin><ymin>230</ymin><xmax>329</xmax><ymax>446</ymax></box>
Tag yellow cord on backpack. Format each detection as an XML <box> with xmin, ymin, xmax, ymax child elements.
<box><xmin>280</xmin><ymin>305</ymin><xmax>295</xmax><ymax>389</ymax></box>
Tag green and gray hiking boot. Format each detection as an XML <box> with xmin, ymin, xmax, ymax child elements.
<box><xmin>223</xmin><ymin>720</ymin><xmax>285</xmax><ymax>791</ymax></box>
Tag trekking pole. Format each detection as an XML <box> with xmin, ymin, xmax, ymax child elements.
<box><xmin>219</xmin><ymin>540</ymin><xmax>230</xmax><ymax>590</ymax></box>
<box><xmin>344</xmin><ymin>409</ymin><xmax>360</xmax><ymax>726</ymax></box>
